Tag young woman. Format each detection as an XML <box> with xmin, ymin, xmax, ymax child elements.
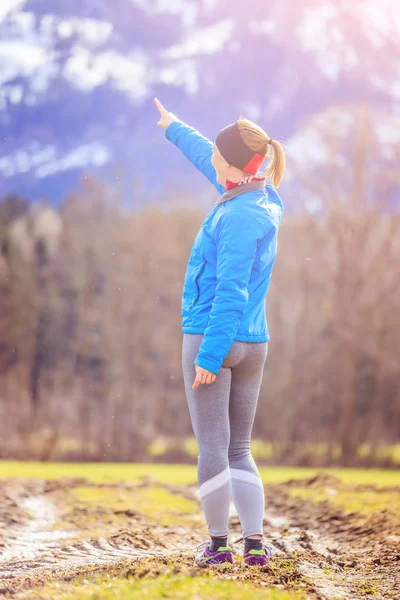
<box><xmin>155</xmin><ymin>98</ymin><xmax>285</xmax><ymax>567</ymax></box>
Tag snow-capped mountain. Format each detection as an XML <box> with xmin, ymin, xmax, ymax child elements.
<box><xmin>0</xmin><ymin>0</ymin><xmax>399</xmax><ymax>207</ymax></box>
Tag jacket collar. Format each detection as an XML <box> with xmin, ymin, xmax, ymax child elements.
<box><xmin>215</xmin><ymin>178</ymin><xmax>266</xmax><ymax>205</ymax></box>
<box><xmin>225</xmin><ymin>175</ymin><xmax>266</xmax><ymax>191</ymax></box>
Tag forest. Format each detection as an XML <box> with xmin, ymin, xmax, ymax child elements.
<box><xmin>1</xmin><ymin>164</ymin><xmax>399</xmax><ymax>467</ymax></box>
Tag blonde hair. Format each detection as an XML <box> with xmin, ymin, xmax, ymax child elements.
<box><xmin>237</xmin><ymin>118</ymin><xmax>286</xmax><ymax>188</ymax></box>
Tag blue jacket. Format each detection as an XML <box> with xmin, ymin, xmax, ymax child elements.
<box><xmin>165</xmin><ymin>120</ymin><xmax>284</xmax><ymax>375</ymax></box>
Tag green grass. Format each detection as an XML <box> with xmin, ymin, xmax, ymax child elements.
<box><xmin>289</xmin><ymin>486</ymin><xmax>400</xmax><ymax>517</ymax></box>
<box><xmin>0</xmin><ymin>461</ymin><xmax>399</xmax><ymax>487</ymax></box>
<box><xmin>0</xmin><ymin>462</ymin><xmax>198</xmax><ymax>485</ymax></box>
<box><xmin>30</xmin><ymin>570</ymin><xmax>308</xmax><ymax>600</ymax></box>
<box><xmin>357</xmin><ymin>579</ymin><xmax>379</xmax><ymax>596</ymax></box>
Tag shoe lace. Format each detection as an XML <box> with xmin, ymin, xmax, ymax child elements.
<box><xmin>196</xmin><ymin>540</ymin><xmax>211</xmax><ymax>553</ymax></box>
<box><xmin>262</xmin><ymin>542</ymin><xmax>275</xmax><ymax>558</ymax></box>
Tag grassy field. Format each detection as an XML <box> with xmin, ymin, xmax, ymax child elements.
<box><xmin>26</xmin><ymin>568</ymin><xmax>308</xmax><ymax>600</ymax></box>
<box><xmin>24</xmin><ymin>434</ymin><xmax>400</xmax><ymax>467</ymax></box>
<box><xmin>0</xmin><ymin>460</ymin><xmax>399</xmax><ymax>486</ymax></box>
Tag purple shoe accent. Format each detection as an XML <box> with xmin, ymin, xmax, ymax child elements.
<box><xmin>243</xmin><ymin>543</ymin><xmax>275</xmax><ymax>566</ymax></box>
<box><xmin>195</xmin><ymin>541</ymin><xmax>233</xmax><ymax>566</ymax></box>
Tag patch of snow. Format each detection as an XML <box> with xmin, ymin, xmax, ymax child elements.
<box><xmin>6</xmin><ymin>9</ymin><xmax>35</xmax><ymax>34</ymax></box>
<box><xmin>296</xmin><ymin>2</ymin><xmax>359</xmax><ymax>81</ymax></box>
<box><xmin>0</xmin><ymin>39</ymin><xmax>53</xmax><ymax>85</ymax></box>
<box><xmin>163</xmin><ymin>19</ymin><xmax>235</xmax><ymax>59</ymax></box>
<box><xmin>359</xmin><ymin>0</ymin><xmax>400</xmax><ymax>47</ymax></box>
<box><xmin>249</xmin><ymin>19</ymin><xmax>276</xmax><ymax>36</ymax></box>
<box><xmin>0</xmin><ymin>146</ymin><xmax>57</xmax><ymax>177</ymax></box>
<box><xmin>63</xmin><ymin>47</ymin><xmax>150</xmax><ymax>101</ymax></box>
<box><xmin>287</xmin><ymin>128</ymin><xmax>330</xmax><ymax>168</ymax></box>
<box><xmin>0</xmin><ymin>0</ymin><xmax>26</xmax><ymax>24</ymax></box>
<box><xmin>158</xmin><ymin>59</ymin><xmax>198</xmax><ymax>94</ymax></box>
<box><xmin>375</xmin><ymin>118</ymin><xmax>400</xmax><ymax>159</ymax></box>
<box><xmin>0</xmin><ymin>85</ymin><xmax>23</xmax><ymax>106</ymax></box>
<box><xmin>0</xmin><ymin>142</ymin><xmax>111</xmax><ymax>179</ymax></box>
<box><xmin>131</xmin><ymin>0</ymin><xmax>198</xmax><ymax>28</ymax></box>
<box><xmin>56</xmin><ymin>17</ymin><xmax>113</xmax><ymax>46</ymax></box>
<box><xmin>35</xmin><ymin>142</ymin><xmax>111</xmax><ymax>178</ymax></box>
<box><xmin>202</xmin><ymin>0</ymin><xmax>219</xmax><ymax>12</ymax></box>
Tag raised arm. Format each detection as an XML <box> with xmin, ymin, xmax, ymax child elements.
<box><xmin>154</xmin><ymin>97</ymin><xmax>225</xmax><ymax>195</ymax></box>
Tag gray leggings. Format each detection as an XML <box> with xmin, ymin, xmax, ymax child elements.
<box><xmin>182</xmin><ymin>333</ymin><xmax>268</xmax><ymax>538</ymax></box>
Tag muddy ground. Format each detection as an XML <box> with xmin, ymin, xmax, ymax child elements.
<box><xmin>0</xmin><ymin>473</ymin><xmax>399</xmax><ymax>599</ymax></box>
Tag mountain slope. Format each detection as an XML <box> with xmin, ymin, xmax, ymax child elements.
<box><xmin>0</xmin><ymin>0</ymin><xmax>399</xmax><ymax>206</ymax></box>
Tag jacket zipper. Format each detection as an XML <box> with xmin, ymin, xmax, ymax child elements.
<box><xmin>192</xmin><ymin>262</ymin><xmax>207</xmax><ymax>307</ymax></box>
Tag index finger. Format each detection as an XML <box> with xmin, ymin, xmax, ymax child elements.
<box><xmin>154</xmin><ymin>97</ymin><xmax>168</xmax><ymax>116</ymax></box>
<box><xmin>192</xmin><ymin>373</ymin><xmax>201</xmax><ymax>390</ymax></box>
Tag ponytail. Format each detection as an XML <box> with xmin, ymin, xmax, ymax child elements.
<box><xmin>237</xmin><ymin>118</ymin><xmax>286</xmax><ymax>188</ymax></box>
<box><xmin>263</xmin><ymin>139</ymin><xmax>286</xmax><ymax>188</ymax></box>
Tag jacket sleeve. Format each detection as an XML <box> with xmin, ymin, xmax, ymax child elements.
<box><xmin>194</xmin><ymin>211</ymin><xmax>263</xmax><ymax>375</ymax></box>
<box><xmin>165</xmin><ymin>120</ymin><xmax>225</xmax><ymax>195</ymax></box>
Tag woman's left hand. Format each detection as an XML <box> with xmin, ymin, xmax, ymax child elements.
<box><xmin>192</xmin><ymin>366</ymin><xmax>217</xmax><ymax>390</ymax></box>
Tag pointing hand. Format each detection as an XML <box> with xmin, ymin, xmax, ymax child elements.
<box><xmin>154</xmin><ymin>97</ymin><xmax>178</xmax><ymax>130</ymax></box>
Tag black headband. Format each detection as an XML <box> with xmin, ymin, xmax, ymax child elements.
<box><xmin>215</xmin><ymin>122</ymin><xmax>266</xmax><ymax>174</ymax></box>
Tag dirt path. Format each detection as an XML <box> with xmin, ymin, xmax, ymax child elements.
<box><xmin>0</xmin><ymin>474</ymin><xmax>399</xmax><ymax>599</ymax></box>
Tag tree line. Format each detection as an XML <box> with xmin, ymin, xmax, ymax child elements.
<box><xmin>0</xmin><ymin>172</ymin><xmax>399</xmax><ymax>466</ymax></box>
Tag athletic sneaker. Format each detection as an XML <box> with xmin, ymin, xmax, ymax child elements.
<box><xmin>244</xmin><ymin>542</ymin><xmax>275</xmax><ymax>566</ymax></box>
<box><xmin>195</xmin><ymin>541</ymin><xmax>233</xmax><ymax>566</ymax></box>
